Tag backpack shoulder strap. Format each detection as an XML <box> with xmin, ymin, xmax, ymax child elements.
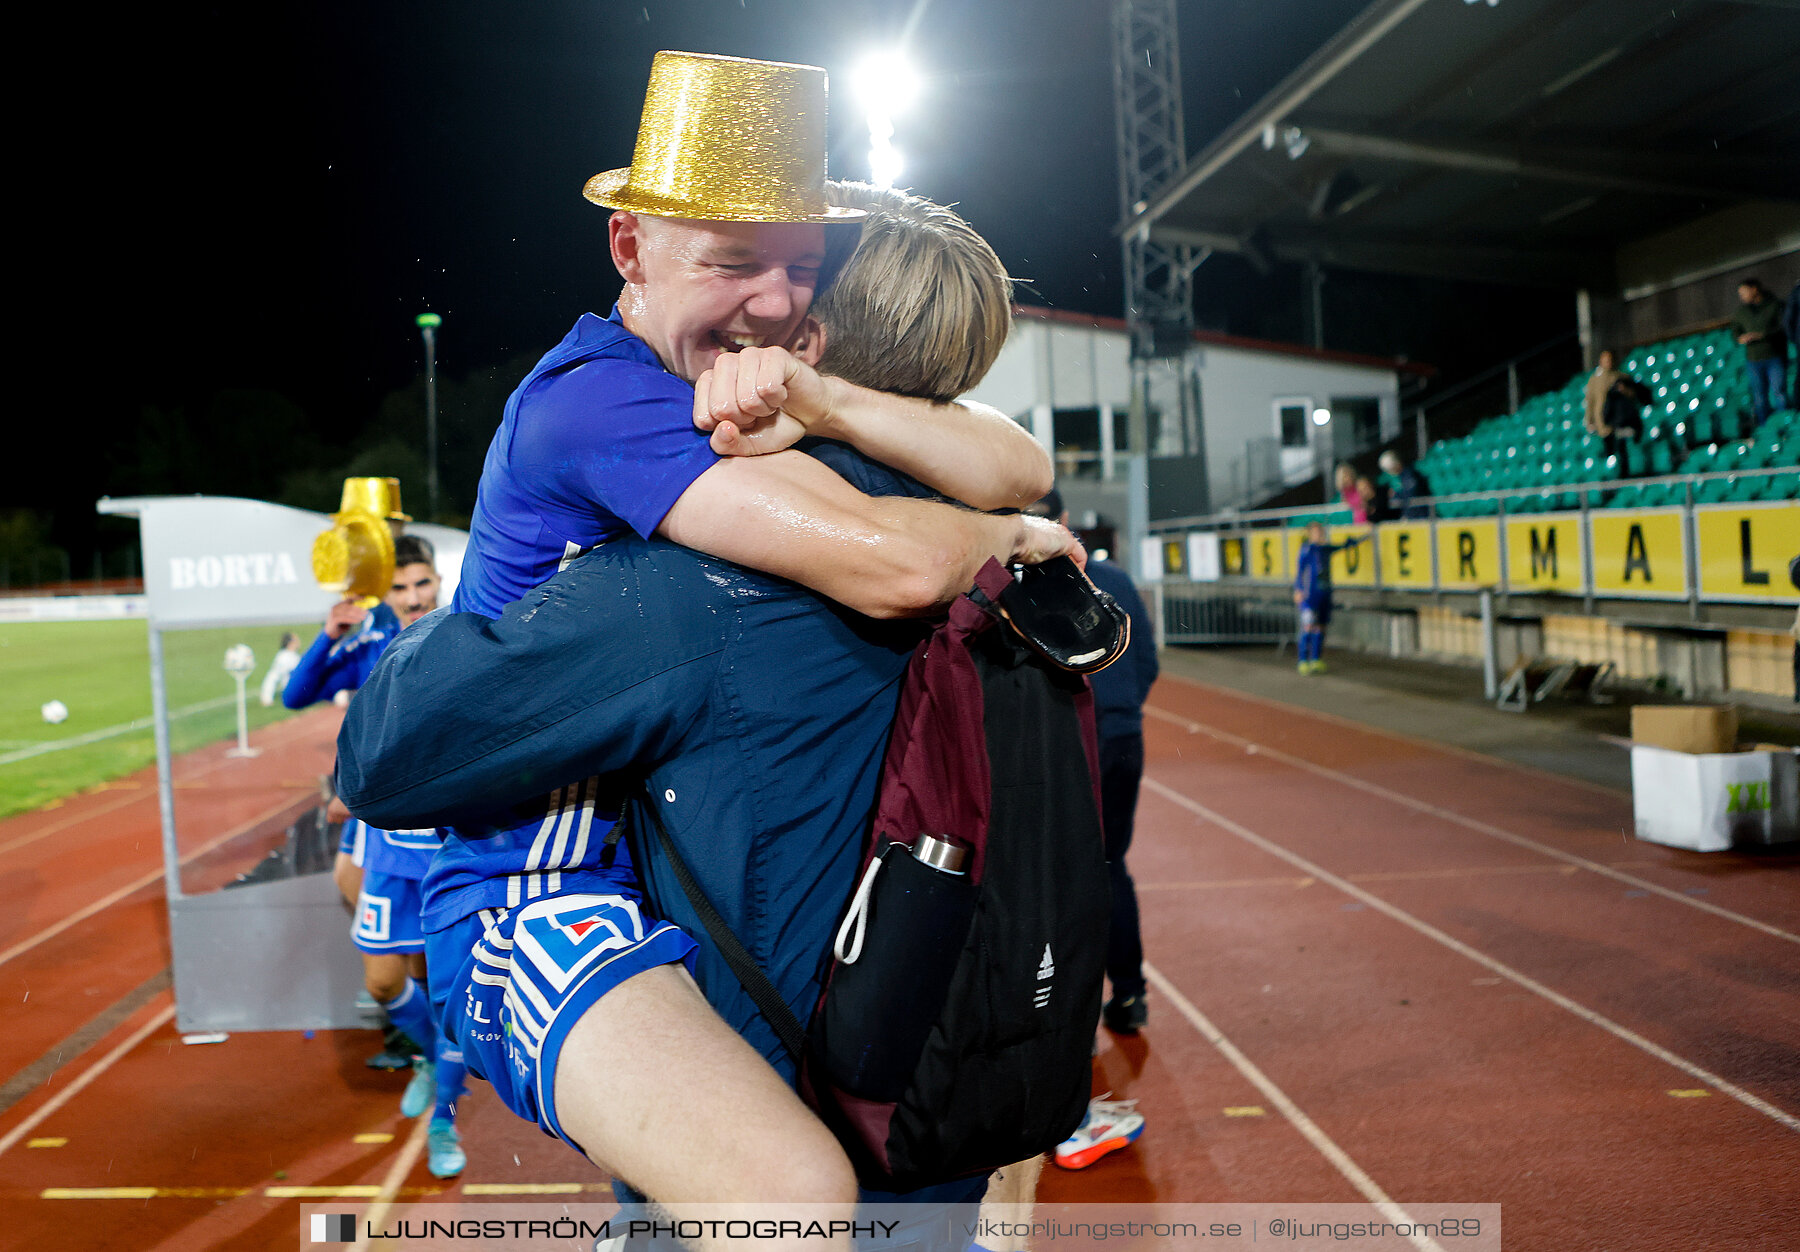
<box><xmin>632</xmin><ymin>787</ymin><xmax>809</xmax><ymax>1064</ymax></box>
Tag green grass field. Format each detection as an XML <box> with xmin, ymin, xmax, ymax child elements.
<box><xmin>0</xmin><ymin>618</ymin><xmax>324</xmax><ymax>819</ymax></box>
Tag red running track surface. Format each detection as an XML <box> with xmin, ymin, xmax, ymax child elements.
<box><xmin>1</xmin><ymin>677</ymin><xmax>1796</xmax><ymax>1250</ymax></box>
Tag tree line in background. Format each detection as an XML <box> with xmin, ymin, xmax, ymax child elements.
<box><xmin>3</xmin><ymin>354</ymin><xmax>539</xmax><ymax>591</ymax></box>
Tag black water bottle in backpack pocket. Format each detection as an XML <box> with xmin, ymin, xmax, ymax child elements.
<box><xmin>816</xmin><ymin>834</ymin><xmax>977</xmax><ymax>1102</ymax></box>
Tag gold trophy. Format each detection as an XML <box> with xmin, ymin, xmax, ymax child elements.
<box><xmin>312</xmin><ymin>478</ymin><xmax>408</xmax><ymax>604</ymax></box>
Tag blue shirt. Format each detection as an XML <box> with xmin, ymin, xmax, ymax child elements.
<box><xmin>453</xmin><ymin>308</ymin><xmax>722</xmax><ymax>619</ymax></box>
<box><xmin>1294</xmin><ymin>539</ymin><xmax>1361</xmax><ymax>604</ymax></box>
<box><xmin>338</xmin><ymin>449</ymin><xmax>933</xmax><ymax>1073</ymax></box>
<box><xmin>1084</xmin><ymin>559</ymin><xmax>1158</xmax><ymax>741</ymax></box>
<box><xmin>282</xmin><ymin>603</ymin><xmax>403</xmax><ymax>709</ymax></box>
<box><xmin>284</xmin><ymin>605</ymin><xmax>439</xmax><ymax>880</ymax></box>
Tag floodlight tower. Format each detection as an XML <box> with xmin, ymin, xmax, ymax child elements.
<box><xmin>1113</xmin><ymin>0</ymin><xmax>1200</xmax><ymax>359</ymax></box>
<box><xmin>1113</xmin><ymin>0</ymin><xmax>1211</xmax><ymax>555</ymax></box>
<box><xmin>416</xmin><ymin>312</ymin><xmax>442</xmax><ymax>522</ymax></box>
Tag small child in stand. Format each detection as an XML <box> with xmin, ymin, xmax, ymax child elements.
<box><xmin>1293</xmin><ymin>521</ymin><xmax>1371</xmax><ymax>675</ymax></box>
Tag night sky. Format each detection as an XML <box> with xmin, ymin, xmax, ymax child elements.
<box><xmin>25</xmin><ymin>0</ymin><xmax>1566</xmax><ymax>565</ymax></box>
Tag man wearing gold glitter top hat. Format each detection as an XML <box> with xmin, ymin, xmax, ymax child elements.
<box><xmin>451</xmin><ymin>50</ymin><xmax>1069</xmax><ymax>624</ymax></box>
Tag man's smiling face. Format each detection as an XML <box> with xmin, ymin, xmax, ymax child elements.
<box><xmin>610</xmin><ymin>213</ymin><xmax>826</xmax><ymax>383</ymax></box>
<box><xmin>385</xmin><ymin>561</ymin><xmax>440</xmax><ymax>628</ymax></box>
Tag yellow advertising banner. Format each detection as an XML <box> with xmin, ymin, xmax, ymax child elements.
<box><xmin>1435</xmin><ymin>519</ymin><xmax>1502</xmax><ymax>589</ymax></box>
<box><xmin>1247</xmin><ymin>529</ymin><xmax>1288</xmax><ymax>582</ymax></box>
<box><xmin>1696</xmin><ymin>502</ymin><xmax>1800</xmax><ymax>602</ymax></box>
<box><xmin>1505</xmin><ymin>513</ymin><xmax>1585</xmax><ymax>593</ymax></box>
<box><xmin>1329</xmin><ymin>526</ymin><xmax>1378</xmax><ymax>586</ymax></box>
<box><xmin>1590</xmin><ymin>509</ymin><xmax>1687</xmax><ymax>598</ymax></box>
<box><xmin>1379</xmin><ymin>523</ymin><xmax>1434</xmax><ymax>588</ymax></box>
<box><xmin>1160</xmin><ymin>537</ymin><xmax>1188</xmax><ymax>579</ymax></box>
<box><xmin>1219</xmin><ymin>533</ymin><xmax>1249</xmax><ymax>578</ymax></box>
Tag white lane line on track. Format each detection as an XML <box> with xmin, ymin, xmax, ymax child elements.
<box><xmin>0</xmin><ymin>1002</ymin><xmax>175</xmax><ymax>1157</ymax></box>
<box><xmin>0</xmin><ymin>792</ymin><xmax>314</xmax><ymax>970</ymax></box>
<box><xmin>1142</xmin><ymin>775</ymin><xmax>1800</xmax><ymax>1135</ymax></box>
<box><xmin>1143</xmin><ymin>962</ymin><xmax>1446</xmax><ymax>1252</ymax></box>
<box><xmin>1154</xmin><ymin>674</ymin><xmax>1627</xmax><ymax>797</ymax></box>
<box><xmin>1145</xmin><ymin>704</ymin><xmax>1800</xmax><ymax>947</ymax></box>
<box><xmin>349</xmin><ymin>1114</ymin><xmax>433</xmax><ymax>1252</ymax></box>
<box><xmin>0</xmin><ymin>696</ymin><xmax>238</xmax><ymax>767</ymax></box>
<box><xmin>0</xmin><ymin>709</ymin><xmax>326</xmax><ymax>860</ymax></box>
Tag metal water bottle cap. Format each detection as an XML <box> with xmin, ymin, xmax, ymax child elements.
<box><xmin>912</xmin><ymin>833</ymin><xmax>968</xmax><ymax>875</ymax></box>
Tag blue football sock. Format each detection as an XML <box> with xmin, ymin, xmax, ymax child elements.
<box><xmin>382</xmin><ymin>978</ymin><xmax>439</xmax><ymax>1057</ymax></box>
<box><xmin>434</xmin><ymin>1045</ymin><xmax>468</xmax><ymax>1123</ymax></box>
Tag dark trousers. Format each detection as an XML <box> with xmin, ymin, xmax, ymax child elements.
<box><xmin>1100</xmin><ymin>731</ymin><xmax>1146</xmax><ymax>1000</ymax></box>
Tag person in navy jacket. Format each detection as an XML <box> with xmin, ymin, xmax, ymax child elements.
<box><xmin>342</xmin><ymin>173</ymin><xmax>1079</xmax><ymax>1228</ymax></box>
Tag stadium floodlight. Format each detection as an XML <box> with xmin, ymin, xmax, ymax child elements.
<box><xmin>1312</xmin><ymin>407</ymin><xmax>1332</xmax><ymax>426</ymax></box>
<box><xmin>853</xmin><ymin>51</ymin><xmax>920</xmax><ymax>116</ymax></box>
<box><xmin>853</xmin><ymin>50</ymin><xmax>919</xmax><ymax>189</ymax></box>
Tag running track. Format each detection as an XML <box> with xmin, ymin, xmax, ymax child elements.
<box><xmin>1</xmin><ymin>676</ymin><xmax>1795</xmax><ymax>1250</ymax></box>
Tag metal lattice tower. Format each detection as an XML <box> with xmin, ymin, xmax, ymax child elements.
<box><xmin>1113</xmin><ymin>0</ymin><xmax>1202</xmax><ymax>358</ymax></box>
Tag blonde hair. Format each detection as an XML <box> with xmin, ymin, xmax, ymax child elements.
<box><xmin>813</xmin><ymin>181</ymin><xmax>1013</xmax><ymax>401</ymax></box>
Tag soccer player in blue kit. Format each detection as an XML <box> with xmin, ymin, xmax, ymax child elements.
<box><xmin>285</xmin><ymin>534</ymin><xmax>468</xmax><ymax>1177</ymax></box>
<box><xmin>1292</xmin><ymin>521</ymin><xmax>1371</xmax><ymax>674</ymax></box>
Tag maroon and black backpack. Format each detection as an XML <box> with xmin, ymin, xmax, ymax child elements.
<box><xmin>643</xmin><ymin>556</ymin><xmax>1125</xmax><ymax>1190</ymax></box>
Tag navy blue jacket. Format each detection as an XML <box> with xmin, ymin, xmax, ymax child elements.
<box><xmin>337</xmin><ymin>448</ymin><xmax>932</xmax><ymax>1075</ymax></box>
<box><xmin>1083</xmin><ymin>559</ymin><xmax>1158</xmax><ymax>741</ymax></box>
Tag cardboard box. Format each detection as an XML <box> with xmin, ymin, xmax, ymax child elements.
<box><xmin>1631</xmin><ymin>745</ymin><xmax>1800</xmax><ymax>852</ymax></box>
<box><xmin>1630</xmin><ymin>705</ymin><xmax>1738</xmax><ymax>755</ymax></box>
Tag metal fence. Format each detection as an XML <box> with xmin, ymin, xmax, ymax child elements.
<box><xmin>1153</xmin><ymin>583</ymin><xmax>1298</xmax><ymax>646</ymax></box>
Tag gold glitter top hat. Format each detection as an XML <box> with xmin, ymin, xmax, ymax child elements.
<box><xmin>312</xmin><ymin>477</ymin><xmax>401</xmax><ymax>599</ymax></box>
<box><xmin>337</xmin><ymin>476</ymin><xmax>410</xmax><ymax>522</ymax></box>
<box><xmin>584</xmin><ymin>51</ymin><xmax>864</xmax><ymax>224</ymax></box>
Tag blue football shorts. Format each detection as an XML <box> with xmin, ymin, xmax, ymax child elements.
<box><xmin>351</xmin><ymin>870</ymin><xmax>426</xmax><ymax>954</ymax></box>
<box><xmin>1299</xmin><ymin>597</ymin><xmax>1332</xmax><ymax>630</ymax></box>
<box><xmin>426</xmin><ymin>893</ymin><xmax>696</xmax><ymax>1150</ymax></box>
<box><xmin>338</xmin><ymin>819</ymin><xmax>366</xmax><ymax>867</ymax></box>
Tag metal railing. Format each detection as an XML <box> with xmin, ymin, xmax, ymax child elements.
<box><xmin>1148</xmin><ymin>463</ymin><xmax>1794</xmax><ymax>533</ymax></box>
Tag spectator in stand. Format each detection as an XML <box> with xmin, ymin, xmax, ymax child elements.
<box><xmin>1785</xmin><ymin>279</ymin><xmax>1800</xmax><ymax>397</ymax></box>
<box><xmin>1334</xmin><ymin>463</ymin><xmax>1370</xmax><ymax>524</ymax></box>
<box><xmin>258</xmin><ymin>632</ymin><xmax>302</xmax><ymax>707</ymax></box>
<box><xmin>1729</xmin><ymin>278</ymin><xmax>1790</xmax><ymax>422</ymax></box>
<box><xmin>1584</xmin><ymin>349</ymin><xmax>1649</xmax><ymax>468</ymax></box>
<box><xmin>1376</xmin><ymin>450</ymin><xmax>1432</xmax><ymax>520</ymax></box>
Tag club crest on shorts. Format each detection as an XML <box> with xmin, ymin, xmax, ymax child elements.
<box><xmin>354</xmin><ymin>893</ymin><xmax>392</xmax><ymax>942</ymax></box>
<box><xmin>514</xmin><ymin>895</ymin><xmax>643</xmax><ymax>993</ymax></box>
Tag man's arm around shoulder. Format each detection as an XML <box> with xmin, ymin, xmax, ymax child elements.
<box><xmin>658</xmin><ymin>451</ymin><xmax>1077</xmax><ymax>620</ymax></box>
